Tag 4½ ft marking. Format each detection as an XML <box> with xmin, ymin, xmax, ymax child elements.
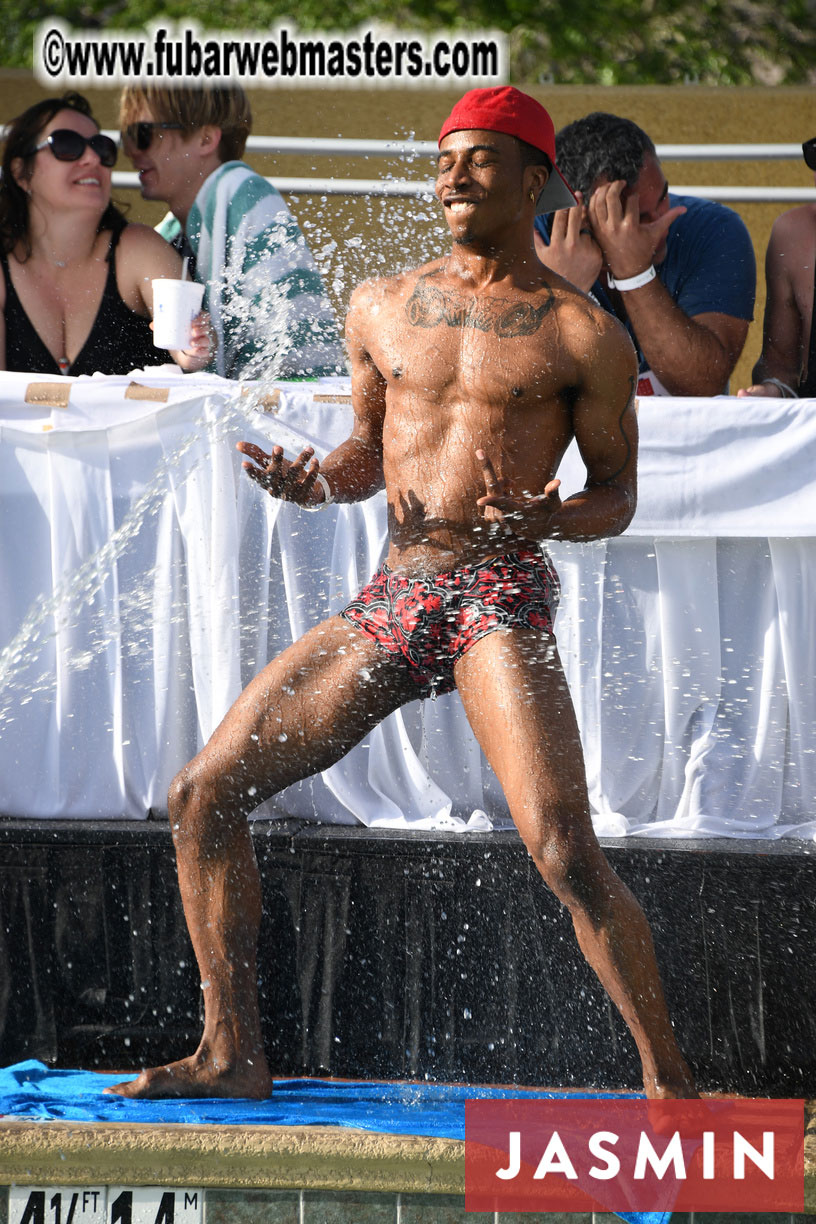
<box><xmin>9</xmin><ymin>1188</ymin><xmax>202</xmax><ymax>1224</ymax></box>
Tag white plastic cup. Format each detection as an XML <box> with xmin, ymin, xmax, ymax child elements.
<box><xmin>152</xmin><ymin>279</ymin><xmax>205</xmax><ymax>350</ymax></box>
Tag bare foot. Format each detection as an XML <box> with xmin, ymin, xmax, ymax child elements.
<box><xmin>104</xmin><ymin>1050</ymin><xmax>274</xmax><ymax>1100</ymax></box>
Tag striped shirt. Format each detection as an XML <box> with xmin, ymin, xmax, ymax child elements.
<box><xmin>158</xmin><ymin>161</ymin><xmax>345</xmax><ymax>381</ymax></box>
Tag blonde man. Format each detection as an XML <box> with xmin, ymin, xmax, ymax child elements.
<box><xmin>120</xmin><ymin>85</ymin><xmax>344</xmax><ymax>380</ymax></box>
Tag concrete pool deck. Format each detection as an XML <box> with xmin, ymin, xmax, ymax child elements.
<box><xmin>1</xmin><ymin>1104</ymin><xmax>815</xmax><ymax>1221</ymax></box>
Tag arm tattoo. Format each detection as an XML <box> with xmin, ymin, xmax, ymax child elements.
<box><xmin>405</xmin><ymin>275</ymin><xmax>553</xmax><ymax>336</ymax></box>
<box><xmin>598</xmin><ymin>375</ymin><xmax>635</xmax><ymax>485</ymax></box>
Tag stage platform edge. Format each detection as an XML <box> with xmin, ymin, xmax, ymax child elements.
<box><xmin>2</xmin><ymin>819</ymin><xmax>816</xmax><ymax>1096</ymax></box>
<box><xmin>1</xmin><ymin>1112</ymin><xmax>816</xmax><ymax>1221</ymax></box>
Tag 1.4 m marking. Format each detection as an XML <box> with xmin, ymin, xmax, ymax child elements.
<box><xmin>107</xmin><ymin>1189</ymin><xmax>201</xmax><ymax>1224</ymax></box>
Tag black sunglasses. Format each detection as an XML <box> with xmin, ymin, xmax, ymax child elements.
<box><xmin>121</xmin><ymin>122</ymin><xmax>184</xmax><ymax>151</ymax></box>
<box><xmin>32</xmin><ymin>129</ymin><xmax>118</xmax><ymax>168</ymax></box>
<box><xmin>803</xmin><ymin>137</ymin><xmax>816</xmax><ymax>172</ymax></box>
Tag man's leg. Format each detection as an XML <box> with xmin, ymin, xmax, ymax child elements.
<box><xmin>454</xmin><ymin>628</ymin><xmax>695</xmax><ymax>1098</ymax></box>
<box><xmin>108</xmin><ymin>615</ymin><xmax>418</xmax><ymax>1099</ymax></box>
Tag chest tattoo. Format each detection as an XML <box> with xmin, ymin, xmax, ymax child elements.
<box><xmin>405</xmin><ymin>276</ymin><xmax>554</xmax><ymax>337</ymax></box>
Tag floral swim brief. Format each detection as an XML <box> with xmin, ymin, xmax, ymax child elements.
<box><xmin>341</xmin><ymin>547</ymin><xmax>560</xmax><ymax>697</ymax></box>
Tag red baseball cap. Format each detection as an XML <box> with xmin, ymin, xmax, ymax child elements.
<box><xmin>438</xmin><ymin>86</ymin><xmax>577</xmax><ymax>214</ymax></box>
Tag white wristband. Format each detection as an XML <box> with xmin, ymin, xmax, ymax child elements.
<box><xmin>300</xmin><ymin>471</ymin><xmax>335</xmax><ymax>510</ymax></box>
<box><xmin>313</xmin><ymin>471</ymin><xmax>335</xmax><ymax>507</ymax></box>
<box><xmin>609</xmin><ymin>265</ymin><xmax>657</xmax><ymax>292</ymax></box>
<box><xmin>762</xmin><ymin>377</ymin><xmax>797</xmax><ymax>399</ymax></box>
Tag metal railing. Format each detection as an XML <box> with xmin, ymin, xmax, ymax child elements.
<box><xmin>104</xmin><ymin>132</ymin><xmax>816</xmax><ymax>203</ymax></box>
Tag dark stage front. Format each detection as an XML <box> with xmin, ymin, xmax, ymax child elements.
<box><xmin>1</xmin><ymin>819</ymin><xmax>814</xmax><ymax>1095</ymax></box>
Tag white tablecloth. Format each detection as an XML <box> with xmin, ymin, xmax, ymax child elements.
<box><xmin>1</xmin><ymin>368</ymin><xmax>814</xmax><ymax>838</ymax></box>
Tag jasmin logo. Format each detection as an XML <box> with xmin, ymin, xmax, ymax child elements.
<box><xmin>496</xmin><ymin>1124</ymin><xmax>774</xmax><ymax>1180</ymax></box>
<box><xmin>465</xmin><ymin>1097</ymin><xmax>804</xmax><ymax>1213</ymax></box>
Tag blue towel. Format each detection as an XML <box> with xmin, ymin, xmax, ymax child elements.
<box><xmin>0</xmin><ymin>1061</ymin><xmax>670</xmax><ymax>1224</ymax></box>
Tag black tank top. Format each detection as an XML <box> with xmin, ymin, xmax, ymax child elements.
<box><xmin>799</xmin><ymin>257</ymin><xmax>816</xmax><ymax>398</ymax></box>
<box><xmin>1</xmin><ymin>227</ymin><xmax>171</xmax><ymax>376</ymax></box>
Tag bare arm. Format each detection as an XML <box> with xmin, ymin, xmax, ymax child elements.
<box><xmin>239</xmin><ymin>281</ymin><xmax>387</xmax><ymax>506</ymax></box>
<box><xmin>117</xmin><ymin>223</ymin><xmax>183</xmax><ymax>315</ymax></box>
<box><xmin>588</xmin><ymin>181</ymin><xmax>748</xmax><ymax>396</ymax></box>
<box><xmin>318</xmin><ymin>281</ymin><xmax>388</xmax><ymax>499</ymax></box>
<box><xmin>739</xmin><ymin>210</ymin><xmax>808</xmax><ymax>397</ymax></box>
<box><xmin>615</xmin><ymin>287</ymin><xmax>748</xmax><ymax>397</ymax></box>
<box><xmin>116</xmin><ymin>224</ymin><xmax>212</xmax><ymax>372</ymax></box>
<box><xmin>551</xmin><ymin>320</ymin><xmax>638</xmax><ymax>539</ymax></box>
<box><xmin>478</xmin><ymin>316</ymin><xmax>638</xmax><ymax>542</ymax></box>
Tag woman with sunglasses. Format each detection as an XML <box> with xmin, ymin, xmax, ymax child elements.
<box><xmin>0</xmin><ymin>92</ymin><xmax>210</xmax><ymax>376</ymax></box>
<box><xmin>739</xmin><ymin>136</ymin><xmax>816</xmax><ymax>401</ymax></box>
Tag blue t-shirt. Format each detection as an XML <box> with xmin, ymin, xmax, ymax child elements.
<box><xmin>535</xmin><ymin>194</ymin><xmax>756</xmax><ymax>377</ymax></box>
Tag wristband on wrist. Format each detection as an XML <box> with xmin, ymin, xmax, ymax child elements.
<box><xmin>308</xmin><ymin>467</ymin><xmax>337</xmax><ymax>506</ymax></box>
<box><xmin>761</xmin><ymin>377</ymin><xmax>797</xmax><ymax>399</ymax></box>
<box><xmin>608</xmin><ymin>265</ymin><xmax>657</xmax><ymax>292</ymax></box>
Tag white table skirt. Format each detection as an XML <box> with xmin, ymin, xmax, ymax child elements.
<box><xmin>1</xmin><ymin>367</ymin><xmax>814</xmax><ymax>838</ymax></box>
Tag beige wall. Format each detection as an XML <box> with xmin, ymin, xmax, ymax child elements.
<box><xmin>2</xmin><ymin>72</ymin><xmax>814</xmax><ymax>389</ymax></box>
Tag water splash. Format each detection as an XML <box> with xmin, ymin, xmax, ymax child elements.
<box><xmin>0</xmin><ymin>386</ymin><xmax>270</xmax><ymax>730</ymax></box>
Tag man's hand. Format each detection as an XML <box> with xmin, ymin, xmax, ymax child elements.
<box><xmin>237</xmin><ymin>441</ymin><xmax>325</xmax><ymax>505</ymax></box>
<box><xmin>536</xmin><ymin>192</ymin><xmax>603</xmax><ymax>293</ymax></box>
<box><xmin>737</xmin><ymin>383</ymin><xmax>784</xmax><ymax>398</ymax></box>
<box><xmin>476</xmin><ymin>449</ymin><xmax>562</xmax><ymax>540</ymax></box>
<box><xmin>588</xmin><ymin>180</ymin><xmax>686</xmax><ymax>281</ymax></box>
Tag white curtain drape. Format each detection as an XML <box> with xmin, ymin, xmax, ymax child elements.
<box><xmin>1</xmin><ymin>370</ymin><xmax>813</xmax><ymax>838</ymax></box>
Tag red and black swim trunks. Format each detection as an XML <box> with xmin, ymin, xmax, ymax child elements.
<box><xmin>341</xmin><ymin>547</ymin><xmax>560</xmax><ymax>697</ymax></box>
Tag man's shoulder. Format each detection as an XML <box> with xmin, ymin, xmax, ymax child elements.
<box><xmin>569</xmin><ymin>292</ymin><xmax>638</xmax><ymax>363</ymax></box>
<box><xmin>668</xmin><ymin>192</ymin><xmax>750</xmax><ymax>244</ymax></box>
<box><xmin>201</xmin><ymin>160</ymin><xmax>268</xmax><ymax>192</ymax></box>
<box><xmin>772</xmin><ymin>202</ymin><xmax>816</xmax><ymax>242</ymax></box>
<box><xmin>767</xmin><ymin>205</ymin><xmax>816</xmax><ymax>283</ymax></box>
<box><xmin>540</xmin><ymin>271</ymin><xmax>637</xmax><ymax>379</ymax></box>
<box><xmin>661</xmin><ymin>192</ymin><xmax>755</xmax><ymax>317</ymax></box>
<box><xmin>195</xmin><ymin>161</ymin><xmax>285</xmax><ymax>222</ymax></box>
<box><xmin>537</xmin><ymin>262</ymin><xmax>627</xmax><ymax>333</ymax></box>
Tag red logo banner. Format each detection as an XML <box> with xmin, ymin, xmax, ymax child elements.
<box><xmin>465</xmin><ymin>1097</ymin><xmax>803</xmax><ymax>1213</ymax></box>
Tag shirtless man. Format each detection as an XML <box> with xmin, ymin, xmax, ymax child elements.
<box><xmin>108</xmin><ymin>86</ymin><xmax>695</xmax><ymax>1102</ymax></box>
<box><xmin>739</xmin><ymin>134</ymin><xmax>816</xmax><ymax>400</ymax></box>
